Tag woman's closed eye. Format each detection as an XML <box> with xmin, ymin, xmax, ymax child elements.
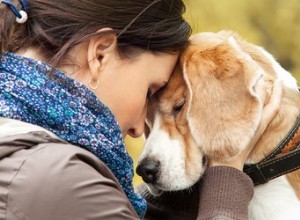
<box><xmin>147</xmin><ymin>89</ymin><xmax>153</xmax><ymax>101</ymax></box>
<box><xmin>147</xmin><ymin>83</ymin><xmax>167</xmax><ymax>101</ymax></box>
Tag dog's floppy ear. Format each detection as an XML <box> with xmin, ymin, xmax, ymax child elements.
<box><xmin>181</xmin><ymin>37</ymin><xmax>265</xmax><ymax>161</ymax></box>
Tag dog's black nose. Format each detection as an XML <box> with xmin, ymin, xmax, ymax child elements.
<box><xmin>136</xmin><ymin>160</ymin><xmax>160</xmax><ymax>184</ymax></box>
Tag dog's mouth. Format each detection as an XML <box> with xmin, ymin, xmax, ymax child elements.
<box><xmin>147</xmin><ymin>184</ymin><xmax>164</xmax><ymax>196</ymax></box>
<box><xmin>137</xmin><ymin>154</ymin><xmax>208</xmax><ymax>197</ymax></box>
<box><xmin>146</xmin><ymin>179</ymin><xmax>202</xmax><ymax>198</ymax></box>
<box><xmin>145</xmin><ymin>178</ymin><xmax>196</xmax><ymax>197</ymax></box>
<box><xmin>146</xmin><ymin>173</ymin><xmax>204</xmax><ymax>197</ymax></box>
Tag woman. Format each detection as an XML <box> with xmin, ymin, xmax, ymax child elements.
<box><xmin>0</xmin><ymin>0</ymin><xmax>281</xmax><ymax>219</ymax></box>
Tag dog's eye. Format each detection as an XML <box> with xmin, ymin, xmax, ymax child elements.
<box><xmin>173</xmin><ymin>101</ymin><xmax>185</xmax><ymax>115</ymax></box>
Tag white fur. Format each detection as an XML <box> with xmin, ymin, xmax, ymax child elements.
<box><xmin>140</xmin><ymin>114</ymin><xmax>200</xmax><ymax>190</ymax></box>
<box><xmin>228</xmin><ymin>36</ymin><xmax>240</xmax><ymax>51</ymax></box>
<box><xmin>249</xmin><ymin>176</ymin><xmax>300</xmax><ymax>220</ymax></box>
<box><xmin>228</xmin><ymin>37</ymin><xmax>252</xmax><ymax>61</ymax></box>
<box><xmin>257</xmin><ymin>47</ymin><xmax>298</xmax><ymax>91</ymax></box>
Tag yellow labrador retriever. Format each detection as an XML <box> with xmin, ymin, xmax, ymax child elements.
<box><xmin>137</xmin><ymin>31</ymin><xmax>300</xmax><ymax>219</ymax></box>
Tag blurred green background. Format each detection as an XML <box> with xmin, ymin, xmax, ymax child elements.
<box><xmin>127</xmin><ymin>0</ymin><xmax>300</xmax><ymax>187</ymax></box>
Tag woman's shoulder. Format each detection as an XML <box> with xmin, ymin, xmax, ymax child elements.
<box><xmin>0</xmin><ymin>118</ymin><xmax>117</xmax><ymax>181</ymax></box>
<box><xmin>24</xmin><ymin>136</ymin><xmax>118</xmax><ymax>180</ymax></box>
<box><xmin>0</xmin><ymin>130</ymin><xmax>122</xmax><ymax>190</ymax></box>
<box><xmin>0</xmin><ymin>128</ymin><xmax>117</xmax><ymax>180</ymax></box>
<box><xmin>0</xmin><ymin>130</ymin><xmax>137</xmax><ymax>219</ymax></box>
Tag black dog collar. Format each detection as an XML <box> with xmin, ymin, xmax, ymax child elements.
<box><xmin>243</xmin><ymin>88</ymin><xmax>300</xmax><ymax>185</ymax></box>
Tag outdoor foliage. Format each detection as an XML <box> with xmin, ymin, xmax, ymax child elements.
<box><xmin>128</xmin><ymin>0</ymin><xmax>300</xmax><ymax>186</ymax></box>
<box><xmin>184</xmin><ymin>0</ymin><xmax>300</xmax><ymax>80</ymax></box>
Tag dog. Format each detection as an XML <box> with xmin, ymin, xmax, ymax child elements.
<box><xmin>136</xmin><ymin>31</ymin><xmax>300</xmax><ymax>219</ymax></box>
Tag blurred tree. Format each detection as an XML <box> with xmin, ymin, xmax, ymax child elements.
<box><xmin>247</xmin><ymin>0</ymin><xmax>300</xmax><ymax>79</ymax></box>
<box><xmin>184</xmin><ymin>0</ymin><xmax>300</xmax><ymax>80</ymax></box>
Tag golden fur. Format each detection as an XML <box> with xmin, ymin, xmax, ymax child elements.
<box><xmin>146</xmin><ymin>31</ymin><xmax>300</xmax><ymax>197</ymax></box>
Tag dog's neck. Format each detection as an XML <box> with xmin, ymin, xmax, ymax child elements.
<box><xmin>248</xmin><ymin>87</ymin><xmax>300</xmax><ymax>163</ymax></box>
<box><xmin>244</xmin><ymin>88</ymin><xmax>300</xmax><ymax>197</ymax></box>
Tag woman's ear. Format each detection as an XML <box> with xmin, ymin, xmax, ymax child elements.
<box><xmin>87</xmin><ymin>28</ymin><xmax>118</xmax><ymax>84</ymax></box>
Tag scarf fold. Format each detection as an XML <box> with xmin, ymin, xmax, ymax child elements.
<box><xmin>0</xmin><ymin>52</ymin><xmax>146</xmax><ymax>218</ymax></box>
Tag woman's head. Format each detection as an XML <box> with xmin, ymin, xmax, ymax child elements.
<box><xmin>0</xmin><ymin>0</ymin><xmax>191</xmax><ymax>64</ymax></box>
<box><xmin>0</xmin><ymin>0</ymin><xmax>191</xmax><ymax>137</ymax></box>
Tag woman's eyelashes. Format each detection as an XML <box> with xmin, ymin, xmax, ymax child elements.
<box><xmin>147</xmin><ymin>89</ymin><xmax>153</xmax><ymax>101</ymax></box>
<box><xmin>147</xmin><ymin>83</ymin><xmax>167</xmax><ymax>101</ymax></box>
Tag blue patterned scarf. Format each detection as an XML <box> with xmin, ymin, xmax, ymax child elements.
<box><xmin>0</xmin><ymin>52</ymin><xmax>146</xmax><ymax>218</ymax></box>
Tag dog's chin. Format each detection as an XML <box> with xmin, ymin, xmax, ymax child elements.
<box><xmin>146</xmin><ymin>179</ymin><xmax>199</xmax><ymax>197</ymax></box>
<box><xmin>146</xmin><ymin>184</ymin><xmax>163</xmax><ymax>196</ymax></box>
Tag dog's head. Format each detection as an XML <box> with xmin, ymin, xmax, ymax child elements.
<box><xmin>137</xmin><ymin>31</ymin><xmax>298</xmax><ymax>196</ymax></box>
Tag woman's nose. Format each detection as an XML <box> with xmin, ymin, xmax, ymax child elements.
<box><xmin>127</xmin><ymin>122</ymin><xmax>145</xmax><ymax>138</ymax></box>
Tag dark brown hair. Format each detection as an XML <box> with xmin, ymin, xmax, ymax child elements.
<box><xmin>0</xmin><ymin>0</ymin><xmax>191</xmax><ymax>66</ymax></box>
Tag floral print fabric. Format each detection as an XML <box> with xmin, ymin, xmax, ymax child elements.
<box><xmin>0</xmin><ymin>52</ymin><xmax>146</xmax><ymax>218</ymax></box>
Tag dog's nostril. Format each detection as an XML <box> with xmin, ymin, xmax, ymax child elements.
<box><xmin>136</xmin><ymin>160</ymin><xmax>160</xmax><ymax>184</ymax></box>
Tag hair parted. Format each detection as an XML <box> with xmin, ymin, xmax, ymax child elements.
<box><xmin>0</xmin><ymin>0</ymin><xmax>191</xmax><ymax>66</ymax></box>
